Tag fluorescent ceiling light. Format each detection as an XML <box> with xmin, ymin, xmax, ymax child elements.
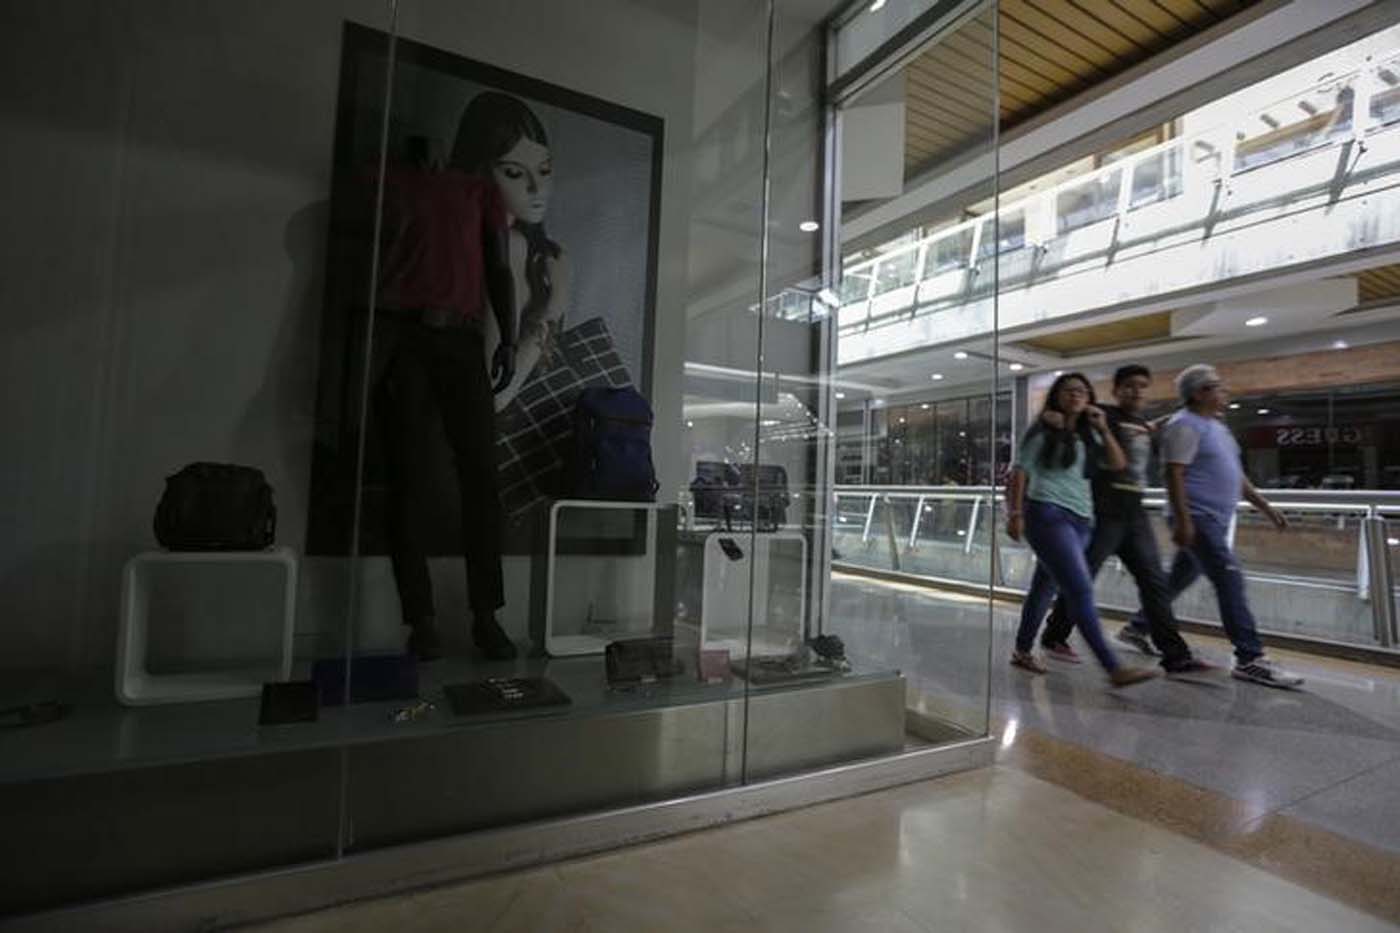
<box><xmin>1245</xmin><ymin>316</ymin><xmax>1268</xmax><ymax>327</ymax></box>
<box><xmin>1009</xmin><ymin>362</ymin><xmax>1024</xmax><ymax>371</ymax></box>
<box><xmin>869</xmin><ymin>0</ymin><xmax>887</xmax><ymax>10</ymax></box>
<box><xmin>835</xmin><ymin>391</ymin><xmax>846</xmax><ymax>399</ymax></box>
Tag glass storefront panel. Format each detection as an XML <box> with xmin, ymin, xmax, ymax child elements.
<box><xmin>822</xmin><ymin>3</ymin><xmax>1000</xmax><ymax>744</ymax></box>
<box><xmin>0</xmin><ymin>1</ymin><xmax>400</xmax><ymax>912</ymax></box>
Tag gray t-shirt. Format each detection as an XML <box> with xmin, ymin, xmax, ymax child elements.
<box><xmin>1160</xmin><ymin>409</ymin><xmax>1242</xmax><ymax>525</ymax></box>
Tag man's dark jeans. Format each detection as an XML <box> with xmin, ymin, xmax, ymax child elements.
<box><xmin>1041</xmin><ymin>504</ymin><xmax>1193</xmax><ymax>667</ymax></box>
<box><xmin>374</xmin><ymin>315</ymin><xmax>504</xmax><ymax>623</ymax></box>
<box><xmin>1127</xmin><ymin>512</ymin><xmax>1264</xmax><ymax>664</ymax></box>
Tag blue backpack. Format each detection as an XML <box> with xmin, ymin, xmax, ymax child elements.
<box><xmin>569</xmin><ymin>386</ymin><xmax>659</xmax><ymax>501</ymax></box>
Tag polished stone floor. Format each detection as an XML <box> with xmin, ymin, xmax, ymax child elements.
<box><xmin>249</xmin><ymin>765</ymin><xmax>1394</xmax><ymax>933</ymax></box>
<box><xmin>827</xmin><ymin>573</ymin><xmax>1400</xmax><ymax>857</ymax></box>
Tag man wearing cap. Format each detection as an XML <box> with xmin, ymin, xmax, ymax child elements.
<box><xmin>1157</xmin><ymin>363</ymin><xmax>1303</xmax><ymax>687</ymax></box>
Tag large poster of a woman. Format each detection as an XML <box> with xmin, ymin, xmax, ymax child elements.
<box><xmin>307</xmin><ymin>23</ymin><xmax>662</xmax><ymax>562</ymax></box>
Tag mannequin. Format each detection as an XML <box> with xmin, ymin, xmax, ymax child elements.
<box><xmin>372</xmin><ymin>134</ymin><xmax>518</xmax><ymax>662</ymax></box>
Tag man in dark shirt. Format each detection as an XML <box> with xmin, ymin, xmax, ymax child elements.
<box><xmin>1039</xmin><ymin>364</ymin><xmax>1213</xmax><ymax>674</ymax></box>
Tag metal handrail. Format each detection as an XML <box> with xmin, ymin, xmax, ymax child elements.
<box><xmin>832</xmin><ymin>484</ymin><xmax>1399</xmax><ymax>647</ymax></box>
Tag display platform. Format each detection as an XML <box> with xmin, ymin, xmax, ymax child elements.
<box><xmin>0</xmin><ymin>647</ymin><xmax>909</xmax><ymax>785</ymax></box>
<box><xmin>0</xmin><ymin>651</ymin><xmax>946</xmax><ymax>915</ymax></box>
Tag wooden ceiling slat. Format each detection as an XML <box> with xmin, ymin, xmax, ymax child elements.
<box><xmin>1155</xmin><ymin>0</ymin><xmax>1218</xmax><ymax>24</ymax></box>
<box><xmin>1043</xmin><ymin>0</ymin><xmax>1155</xmax><ymax>54</ymax></box>
<box><xmin>905</xmin><ymin>94</ymin><xmax>994</xmax><ymax>137</ymax></box>
<box><xmin>996</xmin><ymin>15</ymin><xmax>1111</xmax><ymax>81</ymax></box>
<box><xmin>1112</xmin><ymin>0</ymin><xmax>1193</xmax><ymax>36</ymax></box>
<box><xmin>1049</xmin><ymin>0</ymin><xmax>1155</xmax><ymax>54</ymax></box>
<box><xmin>912</xmin><ymin>51</ymin><xmax>1039</xmax><ymax>109</ymax></box>
<box><xmin>906</xmin><ymin>68</ymin><xmax>1001</xmax><ymax>122</ymax></box>
<box><xmin>1001</xmin><ymin>0</ymin><xmax>1132</xmax><ymax>66</ymax></box>
<box><xmin>947</xmin><ymin>33</ymin><xmax>1061</xmax><ymax>97</ymax></box>
<box><xmin>997</xmin><ymin>33</ymin><xmax>1094</xmax><ymax>88</ymax></box>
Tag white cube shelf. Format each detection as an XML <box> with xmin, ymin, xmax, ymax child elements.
<box><xmin>116</xmin><ymin>547</ymin><xmax>298</xmax><ymax>706</ymax></box>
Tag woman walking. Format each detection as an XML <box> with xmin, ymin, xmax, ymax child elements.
<box><xmin>1006</xmin><ymin>372</ymin><xmax>1156</xmax><ymax>687</ymax></box>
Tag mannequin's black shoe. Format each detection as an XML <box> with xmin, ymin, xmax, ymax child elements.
<box><xmin>405</xmin><ymin>619</ymin><xmax>443</xmax><ymax>662</ymax></box>
<box><xmin>473</xmin><ymin>615</ymin><xmax>518</xmax><ymax>661</ymax></box>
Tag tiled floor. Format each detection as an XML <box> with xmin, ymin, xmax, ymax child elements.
<box><xmin>827</xmin><ymin>573</ymin><xmax>1400</xmax><ymax>855</ymax></box>
<box><xmin>246</xmin><ymin>765</ymin><xmax>1395</xmax><ymax>933</ymax></box>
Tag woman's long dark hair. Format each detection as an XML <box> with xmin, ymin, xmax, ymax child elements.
<box><xmin>452</xmin><ymin>92</ymin><xmax>561</xmax><ymax>332</ymax></box>
<box><xmin>1030</xmin><ymin>372</ymin><xmax>1097</xmax><ymax>470</ymax></box>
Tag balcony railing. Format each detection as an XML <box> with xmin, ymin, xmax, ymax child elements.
<box><xmin>837</xmin><ymin>52</ymin><xmax>1400</xmax><ymax>334</ymax></box>
<box><xmin>832</xmin><ymin>485</ymin><xmax>1400</xmax><ymax>652</ymax></box>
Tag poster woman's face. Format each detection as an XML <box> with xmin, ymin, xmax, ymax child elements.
<box><xmin>492</xmin><ymin>137</ymin><xmax>552</xmax><ymax>224</ymax></box>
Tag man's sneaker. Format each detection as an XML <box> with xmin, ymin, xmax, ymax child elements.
<box><xmin>1114</xmin><ymin>625</ymin><xmax>1159</xmax><ymax>657</ymax></box>
<box><xmin>1042</xmin><ymin>641</ymin><xmax>1082</xmax><ymax>664</ymax></box>
<box><xmin>405</xmin><ymin>619</ymin><xmax>444</xmax><ymax>662</ymax></box>
<box><xmin>473</xmin><ymin>615</ymin><xmax>519</xmax><ymax>661</ymax></box>
<box><xmin>1163</xmin><ymin>656</ymin><xmax>1222</xmax><ymax>677</ymax></box>
<box><xmin>1109</xmin><ymin>666</ymin><xmax>1157</xmax><ymax>688</ymax></box>
<box><xmin>1010</xmin><ymin>650</ymin><xmax>1048</xmax><ymax>674</ymax></box>
<box><xmin>1232</xmin><ymin>657</ymin><xmax>1304</xmax><ymax>688</ymax></box>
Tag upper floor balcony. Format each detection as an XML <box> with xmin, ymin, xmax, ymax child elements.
<box><xmin>837</xmin><ymin>51</ymin><xmax>1400</xmax><ymax>369</ymax></box>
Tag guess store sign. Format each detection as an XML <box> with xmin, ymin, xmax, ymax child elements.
<box><xmin>1246</xmin><ymin>424</ymin><xmax>1376</xmax><ymax>447</ymax></box>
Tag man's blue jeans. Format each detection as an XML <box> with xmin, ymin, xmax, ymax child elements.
<box><xmin>1131</xmin><ymin>511</ymin><xmax>1264</xmax><ymax>663</ymax></box>
<box><xmin>1015</xmin><ymin>500</ymin><xmax>1120</xmax><ymax>671</ymax></box>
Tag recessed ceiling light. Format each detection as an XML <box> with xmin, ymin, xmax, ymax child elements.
<box><xmin>799</xmin><ymin>220</ymin><xmax>820</xmax><ymax>233</ymax></box>
<box><xmin>1257</xmin><ymin>408</ymin><xmax>1270</xmax><ymax>415</ymax></box>
<box><xmin>686</xmin><ymin>420</ymin><xmax>694</xmax><ymax>428</ymax></box>
<box><xmin>954</xmin><ymin>351</ymin><xmax>969</xmax><ymax>360</ymax></box>
<box><xmin>835</xmin><ymin>391</ymin><xmax>846</xmax><ymax>400</ymax></box>
<box><xmin>958</xmin><ymin>430</ymin><xmax>966</xmax><ymax>437</ymax></box>
<box><xmin>1229</xmin><ymin>403</ymin><xmax>1240</xmax><ymax>409</ymax></box>
<box><xmin>868</xmin><ymin>0</ymin><xmax>887</xmax><ymax>10</ymax></box>
<box><xmin>1333</xmin><ymin>339</ymin><xmax>1349</xmax><ymax>349</ymax></box>
<box><xmin>1245</xmin><ymin>316</ymin><xmax>1268</xmax><ymax>327</ymax></box>
<box><xmin>899</xmin><ymin>417</ymin><xmax>906</xmax><ymax>424</ymax></box>
<box><xmin>1389</xmin><ymin>537</ymin><xmax>1400</xmax><ymax>547</ymax></box>
<box><xmin>920</xmin><ymin>403</ymin><xmax>931</xmax><ymax>410</ymax></box>
<box><xmin>1053</xmin><ymin>370</ymin><xmax>1064</xmax><ymax>377</ymax></box>
<box><xmin>1009</xmin><ymin>362</ymin><xmax>1024</xmax><ymax>371</ymax></box>
<box><xmin>931</xmin><ymin>373</ymin><xmax>944</xmax><ymax>381</ymax></box>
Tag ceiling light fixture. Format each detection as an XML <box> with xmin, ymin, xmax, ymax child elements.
<box><xmin>1257</xmin><ymin>408</ymin><xmax>1270</xmax><ymax>415</ymax></box>
<box><xmin>1229</xmin><ymin>403</ymin><xmax>1240</xmax><ymax>410</ymax></box>
<box><xmin>1009</xmin><ymin>362</ymin><xmax>1024</xmax><ymax>371</ymax></box>
<box><xmin>835</xmin><ymin>391</ymin><xmax>846</xmax><ymax>400</ymax></box>
<box><xmin>869</xmin><ymin>0</ymin><xmax>887</xmax><ymax>10</ymax></box>
<box><xmin>1333</xmin><ymin>339</ymin><xmax>1349</xmax><ymax>350</ymax></box>
<box><xmin>1245</xmin><ymin>316</ymin><xmax>1268</xmax><ymax>327</ymax></box>
<box><xmin>931</xmin><ymin>373</ymin><xmax>944</xmax><ymax>381</ymax></box>
<box><xmin>799</xmin><ymin>220</ymin><xmax>820</xmax><ymax>233</ymax></box>
<box><xmin>921</xmin><ymin>403</ymin><xmax>931</xmax><ymax>409</ymax></box>
<box><xmin>954</xmin><ymin>351</ymin><xmax>969</xmax><ymax>360</ymax></box>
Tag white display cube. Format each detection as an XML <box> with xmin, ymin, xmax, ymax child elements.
<box><xmin>116</xmin><ymin>547</ymin><xmax>298</xmax><ymax>706</ymax></box>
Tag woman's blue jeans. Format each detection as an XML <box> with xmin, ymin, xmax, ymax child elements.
<box><xmin>1015</xmin><ymin>500</ymin><xmax>1120</xmax><ymax>671</ymax></box>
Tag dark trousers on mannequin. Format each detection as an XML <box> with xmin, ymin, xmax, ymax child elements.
<box><xmin>373</xmin><ymin>313</ymin><xmax>504</xmax><ymax>623</ymax></box>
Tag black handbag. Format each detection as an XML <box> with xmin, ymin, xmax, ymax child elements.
<box><xmin>153</xmin><ymin>462</ymin><xmax>276</xmax><ymax>551</ymax></box>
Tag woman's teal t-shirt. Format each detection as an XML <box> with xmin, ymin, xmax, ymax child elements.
<box><xmin>1015</xmin><ymin>428</ymin><xmax>1094</xmax><ymax>519</ymax></box>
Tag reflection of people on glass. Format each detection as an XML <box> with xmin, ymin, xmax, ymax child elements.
<box><xmin>371</xmin><ymin>132</ymin><xmax>519</xmax><ymax>663</ymax></box>
<box><xmin>453</xmin><ymin>92</ymin><xmax>571</xmax><ymax>410</ymax></box>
